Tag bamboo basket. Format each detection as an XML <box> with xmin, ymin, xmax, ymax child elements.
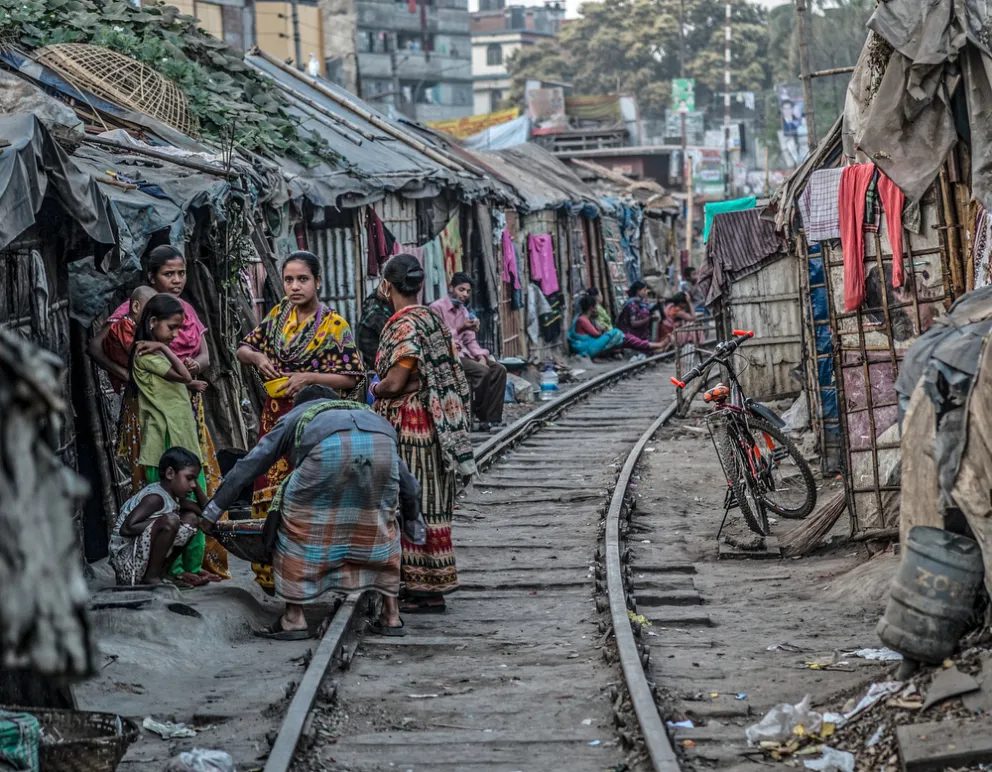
<box><xmin>34</xmin><ymin>44</ymin><xmax>196</xmax><ymax>136</ymax></box>
<box><xmin>0</xmin><ymin>705</ymin><xmax>139</xmax><ymax>772</ymax></box>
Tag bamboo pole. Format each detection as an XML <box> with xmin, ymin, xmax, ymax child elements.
<box><xmin>250</xmin><ymin>47</ymin><xmax>484</xmax><ymax>177</ymax></box>
<box><xmin>938</xmin><ymin>166</ymin><xmax>966</xmax><ymax>299</ymax></box>
<box><xmin>794</xmin><ymin>0</ymin><xmax>818</xmax><ymax>147</ymax></box>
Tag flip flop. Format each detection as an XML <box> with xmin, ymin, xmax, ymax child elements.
<box><xmin>175</xmin><ymin>572</ymin><xmax>209</xmax><ymax>587</ymax></box>
<box><xmin>253</xmin><ymin>617</ymin><xmax>311</xmax><ymax>641</ymax></box>
<box><xmin>369</xmin><ymin>619</ymin><xmax>407</xmax><ymax>637</ymax></box>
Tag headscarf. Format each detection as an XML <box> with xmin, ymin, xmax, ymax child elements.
<box><xmin>376</xmin><ymin>305</ymin><xmax>475</xmax><ymax>476</ymax></box>
<box><xmin>241</xmin><ymin>298</ymin><xmax>364</xmax><ymax>384</ymax></box>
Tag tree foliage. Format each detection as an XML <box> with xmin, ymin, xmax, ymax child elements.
<box><xmin>506</xmin><ymin>0</ymin><xmax>771</xmax><ymax>118</ymax></box>
<box><xmin>0</xmin><ymin>0</ymin><xmax>340</xmax><ymax>166</ymax></box>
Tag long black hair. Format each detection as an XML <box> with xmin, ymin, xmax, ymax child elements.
<box><xmin>125</xmin><ymin>293</ymin><xmax>185</xmax><ymax>396</ymax></box>
<box><xmin>628</xmin><ymin>280</ymin><xmax>647</xmax><ymax>298</ymax></box>
<box><xmin>146</xmin><ymin>245</ymin><xmax>185</xmax><ymax>285</ymax></box>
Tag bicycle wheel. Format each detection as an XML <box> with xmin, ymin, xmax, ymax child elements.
<box><xmin>748</xmin><ymin>417</ymin><xmax>817</xmax><ymax>519</ymax></box>
<box><xmin>714</xmin><ymin>423</ymin><xmax>769</xmax><ymax>536</ymax></box>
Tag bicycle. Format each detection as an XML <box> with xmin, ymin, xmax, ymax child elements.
<box><xmin>670</xmin><ymin>330</ymin><xmax>818</xmax><ymax>537</ymax></box>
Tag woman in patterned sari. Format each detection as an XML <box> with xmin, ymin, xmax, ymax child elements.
<box><xmin>237</xmin><ymin>251</ymin><xmax>364</xmax><ymax>593</ymax></box>
<box><xmin>372</xmin><ymin>253</ymin><xmax>476</xmax><ymax>613</ymax></box>
<box><xmin>90</xmin><ymin>245</ymin><xmax>228</xmax><ymax>584</ymax></box>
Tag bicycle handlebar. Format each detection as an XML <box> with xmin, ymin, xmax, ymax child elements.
<box><xmin>670</xmin><ymin>330</ymin><xmax>753</xmax><ymax>390</ymax></box>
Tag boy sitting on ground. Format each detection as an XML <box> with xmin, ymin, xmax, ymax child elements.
<box><xmin>109</xmin><ymin>447</ymin><xmax>204</xmax><ymax>586</ymax></box>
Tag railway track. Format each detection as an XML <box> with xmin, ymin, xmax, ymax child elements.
<box><xmin>263</xmin><ymin>354</ymin><xmax>688</xmax><ymax>772</ymax></box>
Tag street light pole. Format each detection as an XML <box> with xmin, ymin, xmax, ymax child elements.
<box><xmin>679</xmin><ymin>100</ymin><xmax>692</xmax><ymax>285</ymax></box>
<box><xmin>723</xmin><ymin>0</ymin><xmax>731</xmax><ymax>198</ymax></box>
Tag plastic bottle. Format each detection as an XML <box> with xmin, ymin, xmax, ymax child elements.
<box><xmin>539</xmin><ymin>362</ymin><xmax>559</xmax><ymax>401</ymax></box>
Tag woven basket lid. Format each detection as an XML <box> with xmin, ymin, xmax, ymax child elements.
<box><xmin>36</xmin><ymin>43</ymin><xmax>197</xmax><ymax>136</ymax></box>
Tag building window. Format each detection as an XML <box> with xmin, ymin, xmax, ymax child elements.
<box><xmin>490</xmin><ymin>89</ymin><xmax>503</xmax><ymax>112</ymax></box>
<box><xmin>486</xmin><ymin>43</ymin><xmax>502</xmax><ymax>66</ymax></box>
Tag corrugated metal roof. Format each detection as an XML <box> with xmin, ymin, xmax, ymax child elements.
<box><xmin>466</xmin><ymin>143</ymin><xmax>600</xmax><ymax>213</ymax></box>
<box><xmin>245</xmin><ymin>53</ymin><xmax>498</xmax><ymax>207</ymax></box>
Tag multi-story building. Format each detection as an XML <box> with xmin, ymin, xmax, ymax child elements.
<box><xmin>160</xmin><ymin>0</ymin><xmax>473</xmax><ymax>122</ymax></box>
<box><xmin>348</xmin><ymin>0</ymin><xmax>474</xmax><ymax>122</ymax></box>
<box><xmin>470</xmin><ymin>0</ymin><xmax>562</xmax><ymax>115</ymax></box>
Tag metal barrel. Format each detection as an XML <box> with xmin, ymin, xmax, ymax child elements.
<box><xmin>877</xmin><ymin>526</ymin><xmax>985</xmax><ymax>664</ymax></box>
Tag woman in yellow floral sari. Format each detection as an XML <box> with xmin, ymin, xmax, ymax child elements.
<box><xmin>237</xmin><ymin>251</ymin><xmax>364</xmax><ymax>592</ymax></box>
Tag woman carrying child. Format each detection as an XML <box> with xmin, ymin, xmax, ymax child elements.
<box><xmin>568</xmin><ymin>295</ymin><xmax>625</xmax><ymax>358</ymax></box>
<box><xmin>236</xmin><ymin>251</ymin><xmax>364</xmax><ymax>593</ymax></box>
<box><xmin>110</xmin><ymin>448</ymin><xmax>204</xmax><ymax>587</ymax></box>
<box><xmin>126</xmin><ymin>292</ymin><xmax>212</xmax><ymax>586</ymax></box>
<box><xmin>89</xmin><ymin>245</ymin><xmax>228</xmax><ymax>582</ymax></box>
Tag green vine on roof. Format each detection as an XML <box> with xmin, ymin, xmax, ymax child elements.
<box><xmin>0</xmin><ymin>0</ymin><xmax>341</xmax><ymax>168</ymax></box>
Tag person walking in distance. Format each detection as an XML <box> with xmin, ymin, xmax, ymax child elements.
<box><xmin>430</xmin><ymin>272</ymin><xmax>507</xmax><ymax>431</ymax></box>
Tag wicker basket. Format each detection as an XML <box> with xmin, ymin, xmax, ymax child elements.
<box><xmin>214</xmin><ymin>519</ymin><xmax>271</xmax><ymax>565</ymax></box>
<box><xmin>35</xmin><ymin>44</ymin><xmax>197</xmax><ymax>136</ymax></box>
<box><xmin>0</xmin><ymin>705</ymin><xmax>139</xmax><ymax>772</ymax></box>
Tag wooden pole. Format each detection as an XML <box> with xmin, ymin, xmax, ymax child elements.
<box><xmin>794</xmin><ymin>0</ymin><xmax>818</xmax><ymax>147</ymax></box>
<box><xmin>764</xmin><ymin>146</ymin><xmax>770</xmax><ymax>196</ymax></box>
<box><xmin>685</xmin><ymin>160</ymin><xmax>694</xmax><ymax>258</ymax></box>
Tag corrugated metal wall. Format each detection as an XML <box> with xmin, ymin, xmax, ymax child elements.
<box><xmin>308</xmin><ymin>222</ymin><xmax>362</xmax><ymax>328</ymax></box>
<box><xmin>720</xmin><ymin>253</ymin><xmax>803</xmax><ymax>401</ymax></box>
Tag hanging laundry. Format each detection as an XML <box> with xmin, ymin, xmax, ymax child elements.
<box><xmin>421</xmin><ymin>236</ymin><xmax>446</xmax><ymax>304</ymax></box>
<box><xmin>528</xmin><ymin>234</ymin><xmax>559</xmax><ymax>295</ymax></box>
<box><xmin>839</xmin><ymin>162</ymin><xmax>877</xmax><ymax>312</ymax></box>
<box><xmin>526</xmin><ymin>282</ymin><xmax>552</xmax><ymax>344</ymax></box>
<box><xmin>438</xmin><ymin>214</ymin><xmax>463</xmax><ymax>281</ymax></box>
<box><xmin>878</xmin><ymin>173</ymin><xmax>905</xmax><ymax>288</ymax></box>
<box><xmin>501</xmin><ymin>228</ymin><xmax>521</xmax><ymax>290</ymax></box>
<box><xmin>798</xmin><ymin>168</ymin><xmax>843</xmax><ymax>243</ymax></box>
<box><xmin>366</xmin><ymin>207</ymin><xmax>388</xmax><ymax>277</ymax></box>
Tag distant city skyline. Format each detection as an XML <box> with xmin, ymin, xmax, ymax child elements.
<box><xmin>468</xmin><ymin>0</ymin><xmax>791</xmax><ymax>22</ymax></box>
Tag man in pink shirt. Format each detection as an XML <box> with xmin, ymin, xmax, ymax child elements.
<box><xmin>430</xmin><ymin>272</ymin><xmax>508</xmax><ymax>431</ymax></box>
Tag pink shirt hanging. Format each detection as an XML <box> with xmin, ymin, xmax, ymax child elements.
<box><xmin>502</xmin><ymin>229</ymin><xmax>521</xmax><ymax>290</ymax></box>
<box><xmin>528</xmin><ymin>234</ymin><xmax>558</xmax><ymax>295</ymax></box>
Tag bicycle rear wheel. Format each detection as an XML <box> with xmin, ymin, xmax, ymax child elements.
<box><xmin>714</xmin><ymin>423</ymin><xmax>769</xmax><ymax>536</ymax></box>
<box><xmin>748</xmin><ymin>417</ymin><xmax>817</xmax><ymax>519</ymax></box>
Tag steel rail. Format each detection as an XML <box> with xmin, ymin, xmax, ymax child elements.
<box><xmin>262</xmin><ymin>352</ymin><xmax>674</xmax><ymax>772</ymax></box>
<box><xmin>605</xmin><ymin>399</ymin><xmax>682</xmax><ymax>772</ymax></box>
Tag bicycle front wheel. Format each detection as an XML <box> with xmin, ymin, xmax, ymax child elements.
<box><xmin>714</xmin><ymin>423</ymin><xmax>769</xmax><ymax>536</ymax></box>
<box><xmin>748</xmin><ymin>417</ymin><xmax>817</xmax><ymax>519</ymax></box>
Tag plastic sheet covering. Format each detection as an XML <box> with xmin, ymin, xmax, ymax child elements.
<box><xmin>66</xmin><ymin>143</ymin><xmax>236</xmax><ymax>325</ymax></box>
<box><xmin>462</xmin><ymin>115</ymin><xmax>531</xmax><ymax>151</ymax></box>
<box><xmin>0</xmin><ymin>329</ymin><xmax>94</xmax><ymax>678</ymax></box>
<box><xmin>846</xmin><ymin>0</ymin><xmax>992</xmax><ymax>210</ymax></box>
<box><xmin>0</xmin><ymin>70</ymin><xmax>82</xmax><ymax>132</ymax></box>
<box><xmin>0</xmin><ymin>113</ymin><xmax>115</xmax><ymax>252</ymax></box>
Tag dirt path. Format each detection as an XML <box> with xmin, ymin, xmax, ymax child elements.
<box><xmin>633</xmin><ymin>415</ymin><xmax>899</xmax><ymax>770</ymax></box>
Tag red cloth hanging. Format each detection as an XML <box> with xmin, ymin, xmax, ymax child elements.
<box><xmin>366</xmin><ymin>207</ymin><xmax>387</xmax><ymax>277</ymax></box>
<box><xmin>877</xmin><ymin>173</ymin><xmax>906</xmax><ymax>288</ymax></box>
<box><xmin>839</xmin><ymin>163</ymin><xmax>877</xmax><ymax>312</ymax></box>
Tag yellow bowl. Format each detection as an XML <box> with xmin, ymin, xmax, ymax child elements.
<box><xmin>264</xmin><ymin>377</ymin><xmax>289</xmax><ymax>398</ymax></box>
